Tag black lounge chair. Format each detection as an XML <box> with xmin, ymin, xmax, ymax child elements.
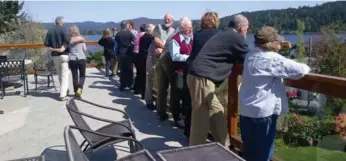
<box><xmin>0</xmin><ymin>59</ymin><xmax>29</xmax><ymax>99</ymax></box>
<box><xmin>33</xmin><ymin>60</ymin><xmax>57</xmax><ymax>91</ymax></box>
<box><xmin>156</xmin><ymin>142</ymin><xmax>245</xmax><ymax>161</ymax></box>
<box><xmin>65</xmin><ymin>126</ymin><xmax>155</xmax><ymax>161</ymax></box>
<box><xmin>66</xmin><ymin>98</ymin><xmax>138</xmax><ymax>153</ymax></box>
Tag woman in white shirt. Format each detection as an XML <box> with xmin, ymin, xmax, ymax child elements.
<box><xmin>239</xmin><ymin>26</ymin><xmax>311</xmax><ymax>161</ymax></box>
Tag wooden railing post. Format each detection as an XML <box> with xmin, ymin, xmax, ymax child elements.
<box><xmin>228</xmin><ymin>64</ymin><xmax>243</xmax><ymax>137</ymax></box>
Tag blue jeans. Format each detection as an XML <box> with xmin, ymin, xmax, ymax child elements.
<box><xmin>240</xmin><ymin>114</ymin><xmax>278</xmax><ymax>161</ymax></box>
<box><xmin>105</xmin><ymin>59</ymin><xmax>111</xmax><ymax>77</ymax></box>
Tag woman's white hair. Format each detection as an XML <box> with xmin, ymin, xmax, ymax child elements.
<box><xmin>145</xmin><ymin>24</ymin><xmax>156</xmax><ymax>34</ymax></box>
<box><xmin>180</xmin><ymin>16</ymin><xmax>192</xmax><ymax>27</ymax></box>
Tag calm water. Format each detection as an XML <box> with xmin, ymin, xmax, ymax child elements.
<box><xmin>85</xmin><ymin>34</ymin><xmax>320</xmax><ymax>53</ymax></box>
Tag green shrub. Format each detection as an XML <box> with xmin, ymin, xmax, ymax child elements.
<box><xmin>215</xmin><ymin>79</ymin><xmax>229</xmax><ymax>113</ymax></box>
<box><xmin>281</xmin><ymin>114</ymin><xmax>336</xmax><ymax>147</ymax></box>
<box><xmin>86</xmin><ymin>51</ymin><xmax>104</xmax><ymax>67</ymax></box>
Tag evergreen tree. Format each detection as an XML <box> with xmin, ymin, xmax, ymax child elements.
<box><xmin>193</xmin><ymin>1</ymin><xmax>346</xmax><ymax>33</ymax></box>
<box><xmin>295</xmin><ymin>19</ymin><xmax>306</xmax><ymax>60</ymax></box>
<box><xmin>0</xmin><ymin>0</ymin><xmax>26</xmax><ymax>34</ymax></box>
<box><xmin>314</xmin><ymin>27</ymin><xmax>346</xmax><ymax>116</ymax></box>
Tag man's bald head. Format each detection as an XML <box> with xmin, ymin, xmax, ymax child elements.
<box><xmin>164</xmin><ymin>13</ymin><xmax>174</xmax><ymax>28</ymax></box>
<box><xmin>229</xmin><ymin>14</ymin><xmax>249</xmax><ymax>36</ymax></box>
<box><xmin>229</xmin><ymin>14</ymin><xmax>248</xmax><ymax>29</ymax></box>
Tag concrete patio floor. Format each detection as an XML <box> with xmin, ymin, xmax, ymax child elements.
<box><xmin>0</xmin><ymin>68</ymin><xmax>188</xmax><ymax>161</ymax></box>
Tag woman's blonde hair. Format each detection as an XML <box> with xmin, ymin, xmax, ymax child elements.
<box><xmin>103</xmin><ymin>28</ymin><xmax>111</xmax><ymax>37</ymax></box>
<box><xmin>69</xmin><ymin>25</ymin><xmax>80</xmax><ymax>37</ymax></box>
<box><xmin>258</xmin><ymin>41</ymin><xmax>281</xmax><ymax>52</ymax></box>
<box><xmin>254</xmin><ymin>26</ymin><xmax>283</xmax><ymax>52</ymax></box>
<box><xmin>200</xmin><ymin>12</ymin><xmax>219</xmax><ymax>29</ymax></box>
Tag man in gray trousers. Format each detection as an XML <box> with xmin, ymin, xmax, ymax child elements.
<box><xmin>145</xmin><ymin>13</ymin><xmax>175</xmax><ymax>112</ymax></box>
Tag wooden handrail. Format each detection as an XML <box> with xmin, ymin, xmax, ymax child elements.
<box><xmin>230</xmin><ymin>64</ymin><xmax>346</xmax><ymax>99</ymax></box>
<box><xmin>0</xmin><ymin>41</ymin><xmax>98</xmax><ymax>50</ymax></box>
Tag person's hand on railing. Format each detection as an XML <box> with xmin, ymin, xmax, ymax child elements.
<box><xmin>281</xmin><ymin>41</ymin><xmax>292</xmax><ymax>49</ymax></box>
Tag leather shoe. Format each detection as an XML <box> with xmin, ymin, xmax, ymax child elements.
<box><xmin>146</xmin><ymin>103</ymin><xmax>156</xmax><ymax>111</ymax></box>
<box><xmin>159</xmin><ymin>113</ymin><xmax>169</xmax><ymax>121</ymax></box>
<box><xmin>174</xmin><ymin>120</ymin><xmax>185</xmax><ymax>129</ymax></box>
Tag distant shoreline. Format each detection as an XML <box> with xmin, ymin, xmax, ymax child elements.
<box><xmin>83</xmin><ymin>32</ymin><xmax>327</xmax><ymax>36</ymax></box>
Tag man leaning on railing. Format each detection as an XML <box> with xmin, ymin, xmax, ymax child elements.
<box><xmin>187</xmin><ymin>14</ymin><xmax>249</xmax><ymax>147</ymax></box>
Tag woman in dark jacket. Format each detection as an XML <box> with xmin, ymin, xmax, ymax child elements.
<box><xmin>136</xmin><ymin>24</ymin><xmax>156</xmax><ymax>99</ymax></box>
<box><xmin>187</xmin><ymin>12</ymin><xmax>220</xmax><ymax>67</ymax></box>
<box><xmin>133</xmin><ymin>24</ymin><xmax>147</xmax><ymax>95</ymax></box>
<box><xmin>185</xmin><ymin>12</ymin><xmax>220</xmax><ymax>138</ymax></box>
<box><xmin>98</xmin><ymin>28</ymin><xmax>115</xmax><ymax>78</ymax></box>
<box><xmin>114</xmin><ymin>20</ymin><xmax>136</xmax><ymax>91</ymax></box>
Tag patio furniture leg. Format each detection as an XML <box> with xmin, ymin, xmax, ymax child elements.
<box><xmin>82</xmin><ymin>143</ymin><xmax>90</xmax><ymax>152</ymax></box>
<box><xmin>129</xmin><ymin>140</ymin><xmax>135</xmax><ymax>153</ymax></box>
<box><xmin>51</xmin><ymin>75</ymin><xmax>57</xmax><ymax>91</ymax></box>
<box><xmin>22</xmin><ymin>78</ymin><xmax>27</xmax><ymax>97</ymax></box>
<box><xmin>26</xmin><ymin>75</ymin><xmax>29</xmax><ymax>94</ymax></box>
<box><xmin>35</xmin><ymin>75</ymin><xmax>38</xmax><ymax>91</ymax></box>
<box><xmin>47</xmin><ymin>76</ymin><xmax>50</xmax><ymax>89</ymax></box>
<box><xmin>80</xmin><ymin>140</ymin><xmax>87</xmax><ymax>148</ymax></box>
<box><xmin>1</xmin><ymin>81</ymin><xmax>4</xmax><ymax>99</ymax></box>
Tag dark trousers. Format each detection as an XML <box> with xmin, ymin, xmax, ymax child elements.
<box><xmin>105</xmin><ymin>59</ymin><xmax>111</xmax><ymax>76</ymax></box>
<box><xmin>68</xmin><ymin>59</ymin><xmax>86</xmax><ymax>93</ymax></box>
<box><xmin>240</xmin><ymin>115</ymin><xmax>277</xmax><ymax>161</ymax></box>
<box><xmin>133</xmin><ymin>53</ymin><xmax>147</xmax><ymax>97</ymax></box>
<box><xmin>170</xmin><ymin>71</ymin><xmax>192</xmax><ymax>133</ymax></box>
<box><xmin>119</xmin><ymin>53</ymin><xmax>134</xmax><ymax>89</ymax></box>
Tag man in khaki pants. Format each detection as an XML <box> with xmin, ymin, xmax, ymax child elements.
<box><xmin>186</xmin><ymin>14</ymin><xmax>249</xmax><ymax>146</ymax></box>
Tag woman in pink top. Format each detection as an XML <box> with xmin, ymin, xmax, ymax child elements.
<box><xmin>133</xmin><ymin>24</ymin><xmax>146</xmax><ymax>94</ymax></box>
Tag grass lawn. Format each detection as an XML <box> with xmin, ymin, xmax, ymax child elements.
<box><xmin>275</xmin><ymin>135</ymin><xmax>346</xmax><ymax>161</ymax></box>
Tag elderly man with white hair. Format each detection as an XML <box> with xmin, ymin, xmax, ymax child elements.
<box><xmin>145</xmin><ymin>13</ymin><xmax>175</xmax><ymax>111</ymax></box>
<box><xmin>168</xmin><ymin>16</ymin><xmax>193</xmax><ymax>134</ymax></box>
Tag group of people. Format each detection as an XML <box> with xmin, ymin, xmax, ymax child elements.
<box><xmin>44</xmin><ymin>11</ymin><xmax>311</xmax><ymax>161</ymax></box>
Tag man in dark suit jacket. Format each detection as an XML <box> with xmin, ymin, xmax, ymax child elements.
<box><xmin>187</xmin><ymin>14</ymin><xmax>249</xmax><ymax>147</ymax></box>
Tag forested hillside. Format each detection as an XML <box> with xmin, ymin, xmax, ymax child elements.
<box><xmin>4</xmin><ymin>1</ymin><xmax>346</xmax><ymax>34</ymax></box>
<box><xmin>193</xmin><ymin>1</ymin><xmax>346</xmax><ymax>33</ymax></box>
